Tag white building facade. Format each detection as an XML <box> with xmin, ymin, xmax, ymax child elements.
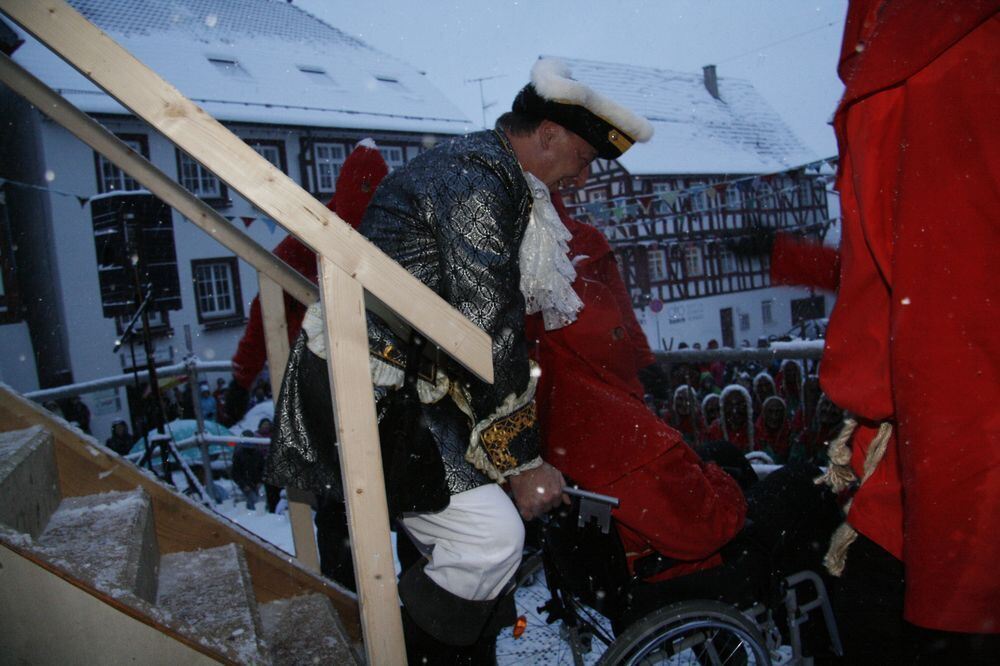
<box><xmin>0</xmin><ymin>0</ymin><xmax>473</xmax><ymax>440</ymax></box>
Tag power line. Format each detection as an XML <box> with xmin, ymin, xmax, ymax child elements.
<box><xmin>717</xmin><ymin>21</ymin><xmax>838</xmax><ymax>65</ymax></box>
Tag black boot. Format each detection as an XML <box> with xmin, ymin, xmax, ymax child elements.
<box><xmin>399</xmin><ymin>562</ymin><xmax>515</xmax><ymax>665</ymax></box>
<box><xmin>402</xmin><ymin>607</ymin><xmax>497</xmax><ymax>665</ymax></box>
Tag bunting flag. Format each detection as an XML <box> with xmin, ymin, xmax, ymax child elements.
<box><xmin>0</xmin><ymin>176</ymin><xmax>93</xmax><ymax>207</ymax></box>
<box><xmin>241</xmin><ymin>216</ymin><xmax>255</xmax><ymax>228</ymax></box>
<box><xmin>658</xmin><ymin>190</ymin><xmax>678</xmax><ymax>206</ymax></box>
<box><xmin>262</xmin><ymin>217</ymin><xmax>277</xmax><ymax>234</ymax></box>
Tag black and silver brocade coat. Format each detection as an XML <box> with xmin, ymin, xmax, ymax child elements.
<box><xmin>359</xmin><ymin>130</ymin><xmax>540</xmax><ymax>494</ymax></box>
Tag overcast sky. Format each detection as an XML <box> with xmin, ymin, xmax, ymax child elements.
<box><xmin>294</xmin><ymin>0</ymin><xmax>847</xmax><ymax>159</ymax></box>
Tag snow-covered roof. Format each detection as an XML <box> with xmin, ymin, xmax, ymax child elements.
<box><xmin>10</xmin><ymin>0</ymin><xmax>474</xmax><ymax>135</ymax></box>
<box><xmin>547</xmin><ymin>56</ymin><xmax>817</xmax><ymax>175</ymax></box>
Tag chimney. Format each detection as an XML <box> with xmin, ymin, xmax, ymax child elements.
<box><xmin>703</xmin><ymin>64</ymin><xmax>720</xmax><ymax>100</ymax></box>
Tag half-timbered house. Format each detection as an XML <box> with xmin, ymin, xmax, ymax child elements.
<box><xmin>554</xmin><ymin>57</ymin><xmax>839</xmax><ymax>349</ymax></box>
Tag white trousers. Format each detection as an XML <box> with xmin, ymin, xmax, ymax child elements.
<box><xmin>400</xmin><ymin>483</ymin><xmax>524</xmax><ymax>601</ymax></box>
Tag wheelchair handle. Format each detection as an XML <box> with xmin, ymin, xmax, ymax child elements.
<box><xmin>564</xmin><ymin>486</ymin><xmax>620</xmax><ymax>508</ymax></box>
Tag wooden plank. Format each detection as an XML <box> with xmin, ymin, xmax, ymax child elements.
<box><xmin>0</xmin><ymin>387</ymin><xmax>363</xmax><ymax>643</ymax></box>
<box><xmin>0</xmin><ymin>546</ymin><xmax>224</xmax><ymax>665</ymax></box>
<box><xmin>0</xmin><ymin>52</ymin><xmax>316</xmax><ymax>309</ymax></box>
<box><xmin>257</xmin><ymin>272</ymin><xmax>321</xmax><ymax>574</ymax></box>
<box><xmin>319</xmin><ymin>258</ymin><xmax>406</xmax><ymax>666</ymax></box>
<box><xmin>0</xmin><ymin>0</ymin><xmax>492</xmax><ymax>384</ymax></box>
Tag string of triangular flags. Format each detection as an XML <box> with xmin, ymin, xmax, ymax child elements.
<box><xmin>565</xmin><ymin>154</ymin><xmax>839</xmax><ymax>225</ymax></box>
<box><xmin>0</xmin><ymin>176</ymin><xmax>91</xmax><ymax>207</ymax></box>
<box><xmin>222</xmin><ymin>214</ymin><xmax>279</xmax><ymax>234</ymax></box>
<box><xmin>604</xmin><ymin>217</ymin><xmax>840</xmax><ymax>250</ymax></box>
<box><xmin>0</xmin><ymin>177</ymin><xmax>283</xmax><ymax>235</ymax></box>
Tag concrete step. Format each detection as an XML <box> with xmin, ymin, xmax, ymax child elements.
<box><xmin>0</xmin><ymin>425</ymin><xmax>61</xmax><ymax>538</ymax></box>
<box><xmin>157</xmin><ymin>543</ymin><xmax>267</xmax><ymax>665</ymax></box>
<box><xmin>260</xmin><ymin>593</ymin><xmax>358</xmax><ymax>665</ymax></box>
<box><xmin>36</xmin><ymin>488</ymin><xmax>159</xmax><ymax>603</ymax></box>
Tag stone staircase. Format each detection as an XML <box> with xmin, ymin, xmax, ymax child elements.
<box><xmin>0</xmin><ymin>388</ymin><xmax>361</xmax><ymax>665</ymax></box>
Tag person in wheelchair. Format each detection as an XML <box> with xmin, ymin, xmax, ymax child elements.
<box><xmin>526</xmin><ymin>180</ymin><xmax>842</xmax><ymax>640</ymax></box>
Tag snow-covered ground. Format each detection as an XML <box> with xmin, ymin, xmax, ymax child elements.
<box><xmin>210</xmin><ymin>481</ymin><xmax>609</xmax><ymax>664</ymax></box>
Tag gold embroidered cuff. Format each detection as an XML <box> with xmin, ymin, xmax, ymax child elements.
<box><xmin>479</xmin><ymin>402</ymin><xmax>537</xmax><ymax>473</ymax></box>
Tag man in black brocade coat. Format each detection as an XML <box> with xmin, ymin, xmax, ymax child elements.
<box><xmin>270</xmin><ymin>57</ymin><xmax>652</xmax><ymax>662</ymax></box>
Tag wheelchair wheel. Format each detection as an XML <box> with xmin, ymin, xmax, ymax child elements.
<box><xmin>597</xmin><ymin>600</ymin><xmax>771</xmax><ymax>666</ymax></box>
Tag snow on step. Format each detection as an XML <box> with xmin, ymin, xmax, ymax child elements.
<box><xmin>0</xmin><ymin>425</ymin><xmax>60</xmax><ymax>538</ymax></box>
<box><xmin>157</xmin><ymin>543</ymin><xmax>267</xmax><ymax>665</ymax></box>
<box><xmin>259</xmin><ymin>594</ymin><xmax>358</xmax><ymax>665</ymax></box>
<box><xmin>36</xmin><ymin>488</ymin><xmax>158</xmax><ymax>603</ymax></box>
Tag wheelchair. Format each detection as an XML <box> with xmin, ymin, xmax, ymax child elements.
<box><xmin>525</xmin><ymin>490</ymin><xmax>843</xmax><ymax>665</ymax></box>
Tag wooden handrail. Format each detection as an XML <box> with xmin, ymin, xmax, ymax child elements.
<box><xmin>0</xmin><ymin>0</ymin><xmax>492</xmax><ymax>383</ymax></box>
<box><xmin>0</xmin><ymin>1</ymin><xmax>501</xmax><ymax>662</ymax></box>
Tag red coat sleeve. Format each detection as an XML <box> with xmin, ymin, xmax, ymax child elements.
<box><xmin>231</xmin><ymin>235</ymin><xmax>318</xmax><ymax>389</ymax></box>
<box><xmin>769</xmin><ymin>232</ymin><xmax>840</xmax><ymax>293</ymax></box>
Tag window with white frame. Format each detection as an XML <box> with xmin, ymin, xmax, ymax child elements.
<box><xmin>726</xmin><ymin>186</ymin><xmax>742</xmax><ymax>209</ymax></box>
<box><xmin>647</xmin><ymin>248</ymin><xmax>667</xmax><ymax>282</ymax></box>
<box><xmin>379</xmin><ymin>146</ymin><xmax>405</xmax><ymax>171</ymax></box>
<box><xmin>114</xmin><ymin>309</ymin><xmax>170</xmax><ymax>336</ymax></box>
<box><xmin>250</xmin><ymin>142</ymin><xmax>285</xmax><ymax>172</ymax></box>
<box><xmin>96</xmin><ymin>136</ymin><xmax>146</xmax><ymax>193</ymax></box>
<box><xmin>684</xmin><ymin>244</ymin><xmax>704</xmax><ymax>277</ymax></box>
<box><xmin>762</xmin><ymin>299</ymin><xmax>774</xmax><ymax>325</ymax></box>
<box><xmin>688</xmin><ymin>182</ymin><xmax>708</xmax><ymax>212</ymax></box>
<box><xmin>177</xmin><ymin>151</ymin><xmax>224</xmax><ymax>199</ymax></box>
<box><xmin>739</xmin><ymin>312</ymin><xmax>751</xmax><ymax>331</ymax></box>
<box><xmin>314</xmin><ymin>142</ymin><xmax>346</xmax><ymax>193</ymax></box>
<box><xmin>718</xmin><ymin>248</ymin><xmax>737</xmax><ymax>274</ymax></box>
<box><xmin>192</xmin><ymin>257</ymin><xmax>243</xmax><ymax>324</ymax></box>
<box><xmin>653</xmin><ymin>181</ymin><xmax>674</xmax><ymax>213</ymax></box>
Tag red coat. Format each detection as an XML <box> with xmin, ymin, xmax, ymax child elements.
<box><xmin>231</xmin><ymin>144</ymin><xmax>388</xmax><ymax>389</ymax></box>
<box><xmin>822</xmin><ymin>1</ymin><xmax>1000</xmax><ymax>633</ymax></box>
<box><xmin>770</xmin><ymin>232</ymin><xmax>840</xmax><ymax>293</ymax></box>
<box><xmin>528</xmin><ymin>197</ymin><xmax>746</xmax><ymax>579</ymax></box>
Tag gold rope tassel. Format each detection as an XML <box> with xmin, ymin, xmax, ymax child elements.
<box><xmin>816</xmin><ymin>420</ymin><xmax>893</xmax><ymax>577</ymax></box>
<box><xmin>814</xmin><ymin>417</ymin><xmax>859</xmax><ymax>493</ymax></box>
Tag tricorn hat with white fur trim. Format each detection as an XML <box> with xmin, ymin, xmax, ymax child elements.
<box><xmin>512</xmin><ymin>57</ymin><xmax>653</xmax><ymax>159</ymax></box>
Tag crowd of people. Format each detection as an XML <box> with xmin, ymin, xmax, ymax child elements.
<box><xmin>154</xmin><ymin>375</ymin><xmax>273</xmax><ymax>427</ymax></box>
<box><xmin>653</xmin><ymin>353</ymin><xmax>844</xmax><ymax>466</ymax></box>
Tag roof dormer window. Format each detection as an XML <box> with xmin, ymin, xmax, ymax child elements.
<box><xmin>208</xmin><ymin>57</ymin><xmax>251</xmax><ymax>79</ymax></box>
<box><xmin>374</xmin><ymin>75</ymin><xmax>408</xmax><ymax>93</ymax></box>
<box><xmin>298</xmin><ymin>65</ymin><xmax>336</xmax><ymax>86</ymax></box>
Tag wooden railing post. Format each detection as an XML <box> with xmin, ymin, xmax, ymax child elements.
<box><xmin>257</xmin><ymin>272</ymin><xmax>321</xmax><ymax>574</ymax></box>
<box><xmin>318</xmin><ymin>258</ymin><xmax>405</xmax><ymax>665</ymax></box>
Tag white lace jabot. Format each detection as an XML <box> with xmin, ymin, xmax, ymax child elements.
<box><xmin>519</xmin><ymin>172</ymin><xmax>582</xmax><ymax>331</ymax></box>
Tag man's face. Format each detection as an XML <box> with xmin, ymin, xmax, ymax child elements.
<box><xmin>541</xmin><ymin>123</ymin><xmax>598</xmax><ymax>188</ymax></box>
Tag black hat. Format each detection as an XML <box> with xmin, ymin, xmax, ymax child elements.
<box><xmin>512</xmin><ymin>58</ymin><xmax>653</xmax><ymax>159</ymax></box>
